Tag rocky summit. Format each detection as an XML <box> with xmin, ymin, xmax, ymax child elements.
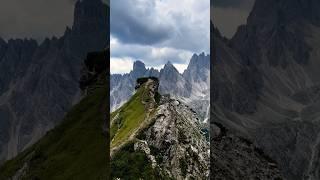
<box><xmin>111</xmin><ymin>77</ymin><xmax>209</xmax><ymax>180</ymax></box>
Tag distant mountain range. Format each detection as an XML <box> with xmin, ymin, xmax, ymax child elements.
<box><xmin>110</xmin><ymin>53</ymin><xmax>210</xmax><ymax>122</ymax></box>
<box><xmin>0</xmin><ymin>0</ymin><xmax>108</xmax><ymax>163</ymax></box>
<box><xmin>212</xmin><ymin>0</ymin><xmax>320</xmax><ymax>179</ymax></box>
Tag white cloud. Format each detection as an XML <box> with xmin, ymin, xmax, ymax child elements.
<box><xmin>110</xmin><ymin>57</ymin><xmax>134</xmax><ymax>74</ymax></box>
<box><xmin>111</xmin><ymin>36</ymin><xmax>194</xmax><ymax>67</ymax></box>
<box><xmin>173</xmin><ymin>63</ymin><xmax>189</xmax><ymax>74</ymax></box>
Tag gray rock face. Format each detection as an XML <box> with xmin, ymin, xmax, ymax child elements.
<box><xmin>211</xmin><ymin>122</ymin><xmax>283</xmax><ymax>179</ymax></box>
<box><xmin>159</xmin><ymin>61</ymin><xmax>192</xmax><ymax>98</ymax></box>
<box><xmin>0</xmin><ymin>39</ymin><xmax>38</xmax><ymax>94</ymax></box>
<box><xmin>110</xmin><ymin>53</ymin><xmax>210</xmax><ymax>122</ymax></box>
<box><xmin>0</xmin><ymin>0</ymin><xmax>108</xmax><ymax>163</ymax></box>
<box><xmin>212</xmin><ymin>28</ymin><xmax>263</xmax><ymax>115</ymax></box>
<box><xmin>183</xmin><ymin>52</ymin><xmax>210</xmax><ymax>87</ymax></box>
<box><xmin>254</xmin><ymin>122</ymin><xmax>320</xmax><ymax>180</ymax></box>
<box><xmin>212</xmin><ymin>0</ymin><xmax>320</xmax><ymax>179</ymax></box>
<box><xmin>138</xmin><ymin>97</ymin><xmax>210</xmax><ymax>179</ymax></box>
<box><xmin>131</xmin><ymin>61</ymin><xmax>147</xmax><ymax>79</ymax></box>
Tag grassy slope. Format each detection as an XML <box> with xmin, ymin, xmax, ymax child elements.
<box><xmin>110</xmin><ymin>87</ymin><xmax>146</xmax><ymax>148</ymax></box>
<box><xmin>0</xmin><ymin>83</ymin><xmax>108</xmax><ymax>179</ymax></box>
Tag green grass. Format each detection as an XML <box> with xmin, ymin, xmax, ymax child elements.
<box><xmin>110</xmin><ymin>142</ymin><xmax>172</xmax><ymax>180</ymax></box>
<box><xmin>110</xmin><ymin>142</ymin><xmax>158</xmax><ymax>180</ymax></box>
<box><xmin>0</xmin><ymin>79</ymin><xmax>109</xmax><ymax>180</ymax></box>
<box><xmin>110</xmin><ymin>87</ymin><xmax>146</xmax><ymax>148</ymax></box>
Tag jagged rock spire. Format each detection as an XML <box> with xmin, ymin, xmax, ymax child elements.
<box><xmin>72</xmin><ymin>0</ymin><xmax>108</xmax><ymax>35</ymax></box>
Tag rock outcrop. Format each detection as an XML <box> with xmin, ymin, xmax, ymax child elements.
<box><xmin>139</xmin><ymin>97</ymin><xmax>209</xmax><ymax>179</ymax></box>
<box><xmin>80</xmin><ymin>50</ymin><xmax>107</xmax><ymax>95</ymax></box>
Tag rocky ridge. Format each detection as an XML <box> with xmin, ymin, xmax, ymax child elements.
<box><xmin>111</xmin><ymin>77</ymin><xmax>209</xmax><ymax>179</ymax></box>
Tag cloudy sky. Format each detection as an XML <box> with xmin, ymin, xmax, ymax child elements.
<box><xmin>212</xmin><ymin>0</ymin><xmax>254</xmax><ymax>38</ymax></box>
<box><xmin>0</xmin><ymin>0</ymin><xmax>108</xmax><ymax>42</ymax></box>
<box><xmin>110</xmin><ymin>0</ymin><xmax>210</xmax><ymax>74</ymax></box>
<box><xmin>0</xmin><ymin>0</ymin><xmax>77</xmax><ymax>41</ymax></box>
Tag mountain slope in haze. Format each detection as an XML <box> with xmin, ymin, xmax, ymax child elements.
<box><xmin>212</xmin><ymin>0</ymin><xmax>320</xmax><ymax>179</ymax></box>
<box><xmin>0</xmin><ymin>0</ymin><xmax>108</xmax><ymax>163</ymax></box>
<box><xmin>110</xmin><ymin>53</ymin><xmax>210</xmax><ymax>122</ymax></box>
<box><xmin>0</xmin><ymin>51</ymin><xmax>108</xmax><ymax>180</ymax></box>
<box><xmin>110</xmin><ymin>77</ymin><xmax>209</xmax><ymax>179</ymax></box>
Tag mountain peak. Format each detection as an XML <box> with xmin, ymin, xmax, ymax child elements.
<box><xmin>188</xmin><ymin>52</ymin><xmax>210</xmax><ymax>68</ymax></box>
<box><xmin>164</xmin><ymin>61</ymin><xmax>174</xmax><ymax>67</ymax></box>
<box><xmin>130</xmin><ymin>60</ymin><xmax>147</xmax><ymax>80</ymax></box>
<box><xmin>191</xmin><ymin>52</ymin><xmax>207</xmax><ymax>60</ymax></box>
<box><xmin>72</xmin><ymin>0</ymin><xmax>108</xmax><ymax>34</ymax></box>
<box><xmin>249</xmin><ymin>0</ymin><xmax>320</xmax><ymax>26</ymax></box>
<box><xmin>133</xmin><ymin>60</ymin><xmax>146</xmax><ymax>71</ymax></box>
<box><xmin>231</xmin><ymin>0</ymin><xmax>315</xmax><ymax>67</ymax></box>
<box><xmin>162</xmin><ymin>61</ymin><xmax>180</xmax><ymax>74</ymax></box>
<box><xmin>191</xmin><ymin>53</ymin><xmax>199</xmax><ymax>59</ymax></box>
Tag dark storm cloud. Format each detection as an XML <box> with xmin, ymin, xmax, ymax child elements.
<box><xmin>110</xmin><ymin>0</ymin><xmax>172</xmax><ymax>45</ymax></box>
<box><xmin>213</xmin><ymin>0</ymin><xmax>255</xmax><ymax>9</ymax></box>
<box><xmin>212</xmin><ymin>0</ymin><xmax>255</xmax><ymax>38</ymax></box>
<box><xmin>110</xmin><ymin>0</ymin><xmax>209</xmax><ymax>52</ymax></box>
<box><xmin>110</xmin><ymin>0</ymin><xmax>209</xmax><ymax>74</ymax></box>
<box><xmin>0</xmin><ymin>0</ymin><xmax>76</xmax><ymax>41</ymax></box>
